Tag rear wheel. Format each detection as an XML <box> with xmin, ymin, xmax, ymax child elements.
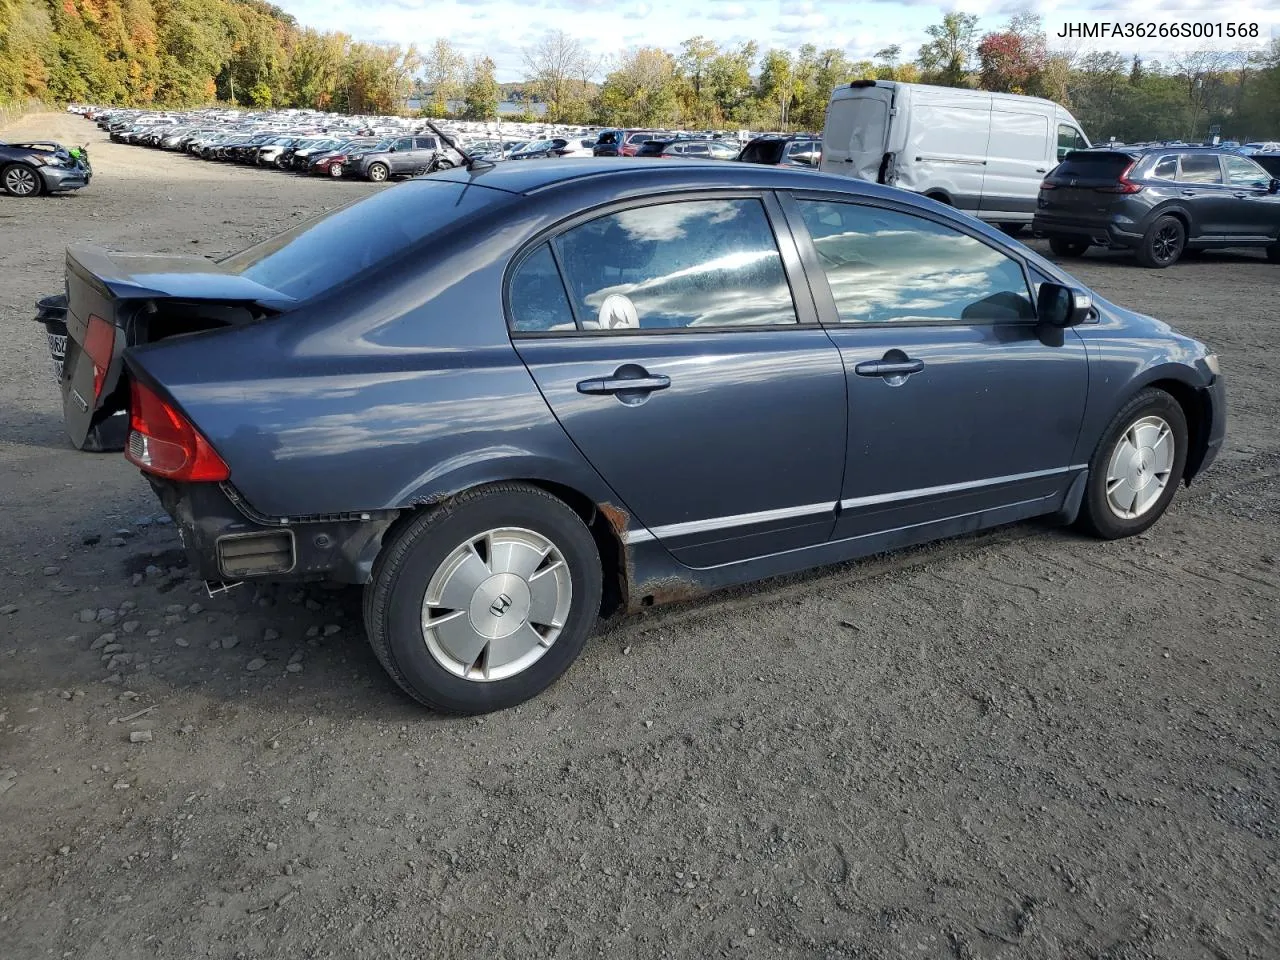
<box><xmin>433</xmin><ymin>158</ymin><xmax>455</xmax><ymax>171</ymax></box>
<box><xmin>2</xmin><ymin>163</ymin><xmax>42</xmax><ymax>197</ymax></box>
<box><xmin>999</xmin><ymin>223</ymin><xmax>1026</xmax><ymax>236</ymax></box>
<box><xmin>366</xmin><ymin>162</ymin><xmax>389</xmax><ymax>182</ymax></box>
<box><xmin>364</xmin><ymin>483</ymin><xmax>602</xmax><ymax>714</ymax></box>
<box><xmin>1136</xmin><ymin>214</ymin><xmax>1185</xmax><ymax>268</ymax></box>
<box><xmin>1049</xmin><ymin>236</ymin><xmax>1089</xmax><ymax>257</ymax></box>
<box><xmin>1076</xmin><ymin>388</ymin><xmax>1188</xmax><ymax>540</ymax></box>
<box><xmin>1266</xmin><ymin>244</ymin><xmax>1279</xmax><ymax>263</ymax></box>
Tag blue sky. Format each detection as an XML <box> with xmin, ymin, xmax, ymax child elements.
<box><xmin>273</xmin><ymin>0</ymin><xmax>1280</xmax><ymax>83</ymax></box>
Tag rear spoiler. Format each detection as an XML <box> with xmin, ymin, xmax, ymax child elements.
<box><xmin>66</xmin><ymin>242</ymin><xmax>295</xmax><ymax>307</ymax></box>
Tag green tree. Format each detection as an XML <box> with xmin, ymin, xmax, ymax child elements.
<box><xmin>917</xmin><ymin>12</ymin><xmax>979</xmax><ymax>87</ymax></box>
<box><xmin>597</xmin><ymin>46</ymin><xmax>680</xmax><ymax>126</ymax></box>
<box><xmin>461</xmin><ymin>55</ymin><xmax>499</xmax><ymax>120</ymax></box>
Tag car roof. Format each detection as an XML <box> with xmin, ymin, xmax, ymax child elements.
<box><xmin>432</xmin><ymin>157</ymin><xmax>898</xmax><ymax>198</ymax></box>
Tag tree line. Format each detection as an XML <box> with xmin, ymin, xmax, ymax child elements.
<box><xmin>2</xmin><ymin>0</ymin><xmax>1277</xmax><ymax>141</ymax></box>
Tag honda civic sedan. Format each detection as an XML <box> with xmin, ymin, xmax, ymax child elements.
<box><xmin>47</xmin><ymin>160</ymin><xmax>1226</xmax><ymax>713</ymax></box>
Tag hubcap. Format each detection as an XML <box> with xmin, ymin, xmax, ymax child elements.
<box><xmin>1105</xmin><ymin>415</ymin><xmax>1175</xmax><ymax>519</ymax></box>
<box><xmin>421</xmin><ymin>527</ymin><xmax>572</xmax><ymax>682</ymax></box>
<box><xmin>1153</xmin><ymin>225</ymin><xmax>1180</xmax><ymax>261</ymax></box>
<box><xmin>371</xmin><ymin>165</ymin><xmax>386</xmax><ymax>181</ymax></box>
<box><xmin>6</xmin><ymin>167</ymin><xmax>36</xmax><ymax>195</ymax></box>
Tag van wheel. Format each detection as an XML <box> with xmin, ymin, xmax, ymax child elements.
<box><xmin>1049</xmin><ymin>237</ymin><xmax>1089</xmax><ymax>257</ymax></box>
<box><xmin>1136</xmin><ymin>215</ymin><xmax>1185</xmax><ymax>268</ymax></box>
<box><xmin>999</xmin><ymin>223</ymin><xmax>1025</xmax><ymax>236</ymax></box>
<box><xmin>364</xmin><ymin>483</ymin><xmax>602</xmax><ymax>714</ymax></box>
<box><xmin>925</xmin><ymin>193</ymin><xmax>952</xmax><ymax>206</ymax></box>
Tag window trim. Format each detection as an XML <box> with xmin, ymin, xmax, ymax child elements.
<box><xmin>777</xmin><ymin>189</ymin><xmax>1040</xmax><ymax>329</ymax></box>
<box><xmin>503</xmin><ymin>190</ymin><xmax>819</xmax><ymax>338</ymax></box>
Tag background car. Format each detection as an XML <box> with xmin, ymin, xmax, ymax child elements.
<box><xmin>352</xmin><ymin>134</ymin><xmax>450</xmax><ymax>181</ymax></box>
<box><xmin>47</xmin><ymin>160</ymin><xmax>1224</xmax><ymax>714</ymax></box>
<box><xmin>1034</xmin><ymin>147</ymin><xmax>1280</xmax><ymax>266</ymax></box>
<box><xmin>1251</xmin><ymin>152</ymin><xmax>1280</xmax><ymax>178</ymax></box>
<box><xmin>592</xmin><ymin>129</ymin><xmax>664</xmax><ymax>157</ymax></box>
<box><xmin>737</xmin><ymin>135</ymin><xmax>822</xmax><ymax>167</ymax></box>
<box><xmin>1</xmin><ymin>139</ymin><xmax>91</xmax><ymax>196</ymax></box>
<box><xmin>635</xmin><ymin>138</ymin><xmax>741</xmax><ymax>159</ymax></box>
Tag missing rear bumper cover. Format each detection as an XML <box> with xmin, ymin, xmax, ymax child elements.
<box><xmin>216</xmin><ymin>529</ymin><xmax>296</xmax><ymax>578</ymax></box>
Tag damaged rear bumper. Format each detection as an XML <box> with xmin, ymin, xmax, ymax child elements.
<box><xmin>148</xmin><ymin>478</ymin><xmax>397</xmax><ymax>585</ymax></box>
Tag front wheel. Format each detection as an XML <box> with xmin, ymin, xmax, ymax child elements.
<box><xmin>1136</xmin><ymin>214</ymin><xmax>1185</xmax><ymax>268</ymax></box>
<box><xmin>364</xmin><ymin>483</ymin><xmax>602</xmax><ymax>713</ymax></box>
<box><xmin>999</xmin><ymin>223</ymin><xmax>1026</xmax><ymax>237</ymax></box>
<box><xmin>433</xmin><ymin>158</ymin><xmax>455</xmax><ymax>172</ymax></box>
<box><xmin>1049</xmin><ymin>236</ymin><xmax>1089</xmax><ymax>257</ymax></box>
<box><xmin>366</xmin><ymin>162</ymin><xmax>389</xmax><ymax>182</ymax></box>
<box><xmin>1266</xmin><ymin>244</ymin><xmax>1279</xmax><ymax>263</ymax></box>
<box><xmin>2</xmin><ymin>163</ymin><xmax>43</xmax><ymax>197</ymax></box>
<box><xmin>328</xmin><ymin>162</ymin><xmax>344</xmax><ymax>178</ymax></box>
<box><xmin>1076</xmin><ymin>388</ymin><xmax>1188</xmax><ymax>540</ymax></box>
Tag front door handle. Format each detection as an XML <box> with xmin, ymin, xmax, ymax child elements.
<box><xmin>854</xmin><ymin>358</ymin><xmax>925</xmax><ymax>378</ymax></box>
<box><xmin>577</xmin><ymin>374</ymin><xmax>671</xmax><ymax>395</ymax></box>
<box><xmin>1232</xmin><ymin>192</ymin><xmax>1252</xmax><ymax>199</ymax></box>
<box><xmin>1181</xmin><ymin>190</ymin><xmax>1197</xmax><ymax>197</ymax></box>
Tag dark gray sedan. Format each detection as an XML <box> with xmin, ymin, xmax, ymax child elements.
<box><xmin>45</xmin><ymin>160</ymin><xmax>1226</xmax><ymax>713</ymax></box>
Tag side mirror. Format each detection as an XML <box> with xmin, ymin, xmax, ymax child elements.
<box><xmin>1037</xmin><ymin>282</ymin><xmax>1092</xmax><ymax>328</ymax></box>
<box><xmin>388</xmin><ymin>146</ymin><xmax>397</xmax><ymax>152</ymax></box>
<box><xmin>1269</xmin><ymin>178</ymin><xmax>1279</xmax><ymax>194</ymax></box>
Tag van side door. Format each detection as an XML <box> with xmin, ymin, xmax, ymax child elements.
<box><xmin>979</xmin><ymin>110</ymin><xmax>1051</xmax><ymax>223</ymax></box>
<box><xmin>899</xmin><ymin>95</ymin><xmax>990</xmax><ymax>213</ymax></box>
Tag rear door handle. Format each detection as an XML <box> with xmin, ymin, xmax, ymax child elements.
<box><xmin>1181</xmin><ymin>190</ymin><xmax>1198</xmax><ymax>197</ymax></box>
<box><xmin>854</xmin><ymin>359</ymin><xmax>925</xmax><ymax>378</ymax></box>
<box><xmin>1232</xmin><ymin>192</ymin><xmax>1252</xmax><ymax>198</ymax></box>
<box><xmin>577</xmin><ymin>374</ymin><xmax>671</xmax><ymax>395</ymax></box>
<box><xmin>1035</xmin><ymin>168</ymin><xmax>1047</xmax><ymax>173</ymax></box>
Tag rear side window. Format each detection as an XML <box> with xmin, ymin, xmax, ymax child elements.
<box><xmin>795</xmin><ymin>200</ymin><xmax>1035</xmax><ymax>325</ymax></box>
<box><xmin>414</xmin><ymin>137</ymin><xmax>438</xmax><ymax>150</ymax></box>
<box><xmin>1053</xmin><ymin>152</ymin><xmax>1134</xmax><ymax>178</ymax></box>
<box><xmin>1178</xmin><ymin>154</ymin><xmax>1222</xmax><ymax>183</ymax></box>
<box><xmin>1151</xmin><ymin>156</ymin><xmax>1177</xmax><ymax>180</ymax></box>
<box><xmin>553</xmin><ymin>198</ymin><xmax>798</xmax><ymax>330</ymax></box>
<box><xmin>509</xmin><ymin>245</ymin><xmax>575</xmax><ymax>332</ymax></box>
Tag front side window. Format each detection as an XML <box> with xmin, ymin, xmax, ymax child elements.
<box><xmin>553</xmin><ymin>199</ymin><xmax>798</xmax><ymax>330</ymax></box>
<box><xmin>1222</xmin><ymin>154</ymin><xmax>1269</xmax><ymax>187</ymax></box>
<box><xmin>1178</xmin><ymin>154</ymin><xmax>1223</xmax><ymax>184</ymax></box>
<box><xmin>795</xmin><ymin>200</ymin><xmax>1035</xmax><ymax>324</ymax></box>
<box><xmin>392</xmin><ymin>137</ymin><xmax>412</xmax><ymax>151</ymax></box>
<box><xmin>1057</xmin><ymin>124</ymin><xmax>1086</xmax><ymax>160</ymax></box>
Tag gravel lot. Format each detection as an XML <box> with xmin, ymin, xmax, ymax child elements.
<box><xmin>1</xmin><ymin>114</ymin><xmax>1276</xmax><ymax>960</ymax></box>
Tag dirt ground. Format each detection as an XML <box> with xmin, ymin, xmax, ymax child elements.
<box><xmin>0</xmin><ymin>113</ymin><xmax>1276</xmax><ymax>960</ymax></box>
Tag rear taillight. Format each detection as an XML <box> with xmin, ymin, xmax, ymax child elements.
<box><xmin>1095</xmin><ymin>161</ymin><xmax>1143</xmax><ymax>194</ymax></box>
<box><xmin>126</xmin><ymin>380</ymin><xmax>229</xmax><ymax>482</ymax></box>
<box><xmin>1039</xmin><ymin>180</ymin><xmax>1058</xmax><ymax>190</ymax></box>
<box><xmin>84</xmin><ymin>314</ymin><xmax>116</xmax><ymax>401</ymax></box>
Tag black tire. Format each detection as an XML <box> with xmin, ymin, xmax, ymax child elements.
<box><xmin>364</xmin><ymin>483</ymin><xmax>602</xmax><ymax>714</ymax></box>
<box><xmin>925</xmin><ymin>192</ymin><xmax>952</xmax><ymax>206</ymax></box>
<box><xmin>1049</xmin><ymin>236</ymin><xmax>1089</xmax><ymax>257</ymax></box>
<box><xmin>366</xmin><ymin>162</ymin><xmax>389</xmax><ymax>182</ymax></box>
<box><xmin>2</xmin><ymin>162</ymin><xmax>43</xmax><ymax>197</ymax></box>
<box><xmin>328</xmin><ymin>162</ymin><xmax>344</xmax><ymax>178</ymax></box>
<box><xmin>1136</xmin><ymin>214</ymin><xmax>1185</xmax><ymax>268</ymax></box>
<box><xmin>434</xmin><ymin>158</ymin><xmax>455</xmax><ymax>171</ymax></box>
<box><xmin>1076</xmin><ymin>387</ymin><xmax>1188</xmax><ymax>540</ymax></box>
<box><xmin>999</xmin><ymin>222</ymin><xmax>1026</xmax><ymax>236</ymax></box>
<box><xmin>1266</xmin><ymin>244</ymin><xmax>1279</xmax><ymax>264</ymax></box>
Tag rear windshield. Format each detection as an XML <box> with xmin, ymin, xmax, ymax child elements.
<box><xmin>739</xmin><ymin>140</ymin><xmax>785</xmax><ymax>164</ymax></box>
<box><xmin>220</xmin><ymin>180</ymin><xmax>510</xmax><ymax>301</ymax></box>
<box><xmin>1052</xmin><ymin>152</ymin><xmax>1135</xmax><ymax>178</ymax></box>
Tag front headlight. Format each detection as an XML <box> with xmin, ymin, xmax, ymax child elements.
<box><xmin>1204</xmin><ymin>354</ymin><xmax>1221</xmax><ymax>376</ymax></box>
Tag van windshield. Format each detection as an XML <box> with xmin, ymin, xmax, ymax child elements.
<box><xmin>220</xmin><ymin>179</ymin><xmax>511</xmax><ymax>301</ymax></box>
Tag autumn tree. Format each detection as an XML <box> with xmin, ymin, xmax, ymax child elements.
<box><xmin>917</xmin><ymin>12</ymin><xmax>979</xmax><ymax>87</ymax></box>
<box><xmin>461</xmin><ymin>55</ymin><xmax>499</xmax><ymax>120</ymax></box>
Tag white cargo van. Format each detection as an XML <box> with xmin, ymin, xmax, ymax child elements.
<box><xmin>820</xmin><ymin>80</ymin><xmax>1090</xmax><ymax>228</ymax></box>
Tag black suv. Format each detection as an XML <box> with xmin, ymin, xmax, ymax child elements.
<box><xmin>736</xmin><ymin>135</ymin><xmax>821</xmax><ymax>168</ymax></box>
<box><xmin>1034</xmin><ymin>147</ymin><xmax>1280</xmax><ymax>267</ymax></box>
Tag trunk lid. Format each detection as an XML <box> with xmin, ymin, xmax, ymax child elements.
<box><xmin>50</xmin><ymin>243</ymin><xmax>292</xmax><ymax>450</ymax></box>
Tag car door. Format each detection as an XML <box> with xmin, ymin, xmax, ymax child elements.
<box><xmin>508</xmin><ymin>195</ymin><xmax>848</xmax><ymax>568</ymax></box>
<box><xmin>413</xmin><ymin>136</ymin><xmax>439</xmax><ymax>172</ymax></box>
<box><xmin>1175</xmin><ymin>153</ymin><xmax>1233</xmax><ymax>238</ymax></box>
<box><xmin>780</xmin><ymin>193</ymin><xmax>1089</xmax><ymax>543</ymax></box>
<box><xmin>387</xmin><ymin>137</ymin><xmax>413</xmax><ymax>173</ymax></box>
<box><xmin>1220</xmin><ymin>154</ymin><xmax>1280</xmax><ymax>241</ymax></box>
